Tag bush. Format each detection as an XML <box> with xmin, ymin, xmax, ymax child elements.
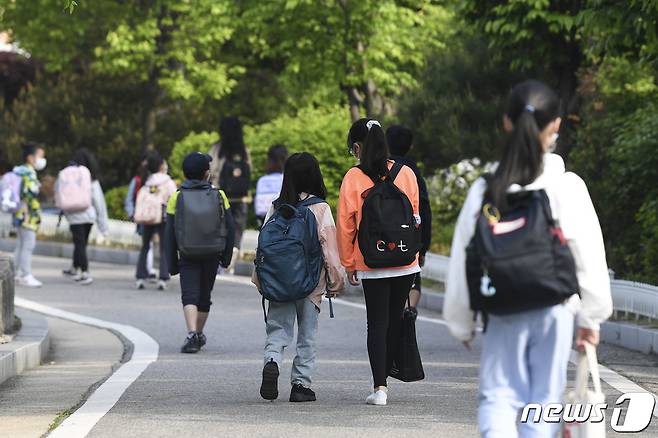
<box><xmin>572</xmin><ymin>59</ymin><xmax>658</xmax><ymax>284</ymax></box>
<box><xmin>427</xmin><ymin>158</ymin><xmax>494</xmax><ymax>254</ymax></box>
<box><xmin>243</xmin><ymin>105</ymin><xmax>353</xmax><ymax>209</ymax></box>
<box><xmin>105</xmin><ymin>185</ymin><xmax>129</xmax><ymax>221</ymax></box>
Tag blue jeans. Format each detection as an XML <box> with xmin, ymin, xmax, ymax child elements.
<box><xmin>264</xmin><ymin>298</ymin><xmax>319</xmax><ymax>387</ymax></box>
<box><xmin>478</xmin><ymin>304</ymin><xmax>574</xmax><ymax>438</ymax></box>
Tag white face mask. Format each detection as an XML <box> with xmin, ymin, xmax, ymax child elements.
<box><xmin>546</xmin><ymin>133</ymin><xmax>559</xmax><ymax>153</ymax></box>
<box><xmin>34</xmin><ymin>157</ymin><xmax>47</xmax><ymax>171</ymax></box>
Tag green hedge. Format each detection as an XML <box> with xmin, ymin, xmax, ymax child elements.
<box><xmin>105</xmin><ymin>185</ymin><xmax>129</xmax><ymax>221</ymax></box>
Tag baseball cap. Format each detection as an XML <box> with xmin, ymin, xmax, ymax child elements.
<box><xmin>182</xmin><ymin>152</ymin><xmax>213</xmax><ymax>179</ymax></box>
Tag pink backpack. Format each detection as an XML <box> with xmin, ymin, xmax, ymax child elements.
<box><xmin>0</xmin><ymin>172</ymin><xmax>22</xmax><ymax>214</ymax></box>
<box><xmin>56</xmin><ymin>165</ymin><xmax>93</xmax><ymax>213</ymax></box>
<box><xmin>134</xmin><ymin>184</ymin><xmax>165</xmax><ymax>225</ymax></box>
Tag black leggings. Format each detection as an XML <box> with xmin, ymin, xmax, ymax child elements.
<box><xmin>70</xmin><ymin>223</ymin><xmax>93</xmax><ymax>272</ymax></box>
<box><xmin>362</xmin><ymin>274</ymin><xmax>416</xmax><ymax>388</ymax></box>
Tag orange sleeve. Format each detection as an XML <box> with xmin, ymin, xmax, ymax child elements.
<box><xmin>337</xmin><ymin>171</ymin><xmax>358</xmax><ymax>272</ymax></box>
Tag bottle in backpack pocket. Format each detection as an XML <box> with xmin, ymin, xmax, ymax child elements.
<box><xmin>466</xmin><ymin>189</ymin><xmax>579</xmax><ymax>314</ymax></box>
<box><xmin>357</xmin><ymin>162</ymin><xmax>422</xmax><ymax>269</ymax></box>
<box><xmin>55</xmin><ymin>165</ymin><xmax>93</xmax><ymax>213</ymax></box>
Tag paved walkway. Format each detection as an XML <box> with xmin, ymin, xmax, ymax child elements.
<box><xmin>0</xmin><ymin>312</ymin><xmax>123</xmax><ymax>438</ymax></box>
<box><xmin>5</xmin><ymin>255</ymin><xmax>658</xmax><ymax>437</ymax></box>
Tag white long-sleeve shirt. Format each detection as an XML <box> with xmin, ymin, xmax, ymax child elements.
<box><xmin>443</xmin><ymin>153</ymin><xmax>613</xmax><ymax>342</ymax></box>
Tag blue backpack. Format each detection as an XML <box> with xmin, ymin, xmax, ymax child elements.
<box><xmin>255</xmin><ymin>197</ymin><xmax>325</xmax><ymax>307</ymax></box>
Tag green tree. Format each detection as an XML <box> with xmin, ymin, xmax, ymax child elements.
<box><xmin>237</xmin><ymin>0</ymin><xmax>450</xmax><ymax>121</ymax></box>
<box><xmin>2</xmin><ymin>0</ymin><xmax>241</xmax><ymax>149</ymax></box>
<box><xmin>462</xmin><ymin>0</ymin><xmax>584</xmax><ymax>159</ymax></box>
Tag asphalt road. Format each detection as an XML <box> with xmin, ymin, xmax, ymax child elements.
<box><xmin>11</xmin><ymin>255</ymin><xmax>658</xmax><ymax>437</ymax></box>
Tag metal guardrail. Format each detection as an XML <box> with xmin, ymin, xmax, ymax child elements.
<box><xmin>419</xmin><ymin>253</ymin><xmax>658</xmax><ymax>321</ymax></box>
<box><xmin>610</xmin><ymin>280</ymin><xmax>658</xmax><ymax>321</ymax></box>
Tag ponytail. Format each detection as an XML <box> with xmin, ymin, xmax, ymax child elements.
<box><xmin>488</xmin><ymin>80</ymin><xmax>560</xmax><ymax>212</ymax></box>
<box><xmin>348</xmin><ymin>118</ymin><xmax>390</xmax><ymax>181</ymax></box>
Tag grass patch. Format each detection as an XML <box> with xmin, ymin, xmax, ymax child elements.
<box><xmin>48</xmin><ymin>408</ymin><xmax>76</xmax><ymax>431</ymax></box>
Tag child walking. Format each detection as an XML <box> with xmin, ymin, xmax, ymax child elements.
<box><xmin>13</xmin><ymin>142</ymin><xmax>47</xmax><ymax>288</ymax></box>
<box><xmin>165</xmin><ymin>152</ymin><xmax>235</xmax><ymax>353</ymax></box>
<box><xmin>134</xmin><ymin>151</ymin><xmax>177</xmax><ymax>290</ymax></box>
<box><xmin>59</xmin><ymin>148</ymin><xmax>109</xmax><ymax>285</ymax></box>
<box><xmin>337</xmin><ymin>119</ymin><xmax>421</xmax><ymax>406</ymax></box>
<box><xmin>254</xmin><ymin>144</ymin><xmax>287</xmax><ymax>227</ymax></box>
<box><xmin>386</xmin><ymin>125</ymin><xmax>432</xmax><ymax>315</ymax></box>
<box><xmin>254</xmin><ymin>152</ymin><xmax>344</xmax><ymax>402</ymax></box>
<box><xmin>444</xmin><ymin>80</ymin><xmax>612</xmax><ymax>437</ymax></box>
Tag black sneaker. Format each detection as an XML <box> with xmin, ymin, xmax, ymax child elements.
<box><xmin>198</xmin><ymin>332</ymin><xmax>207</xmax><ymax>348</ymax></box>
<box><xmin>180</xmin><ymin>333</ymin><xmax>200</xmax><ymax>354</ymax></box>
<box><xmin>289</xmin><ymin>383</ymin><xmax>316</xmax><ymax>402</ymax></box>
<box><xmin>260</xmin><ymin>359</ymin><xmax>279</xmax><ymax>400</ymax></box>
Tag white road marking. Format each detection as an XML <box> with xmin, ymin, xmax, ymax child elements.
<box><xmin>218</xmin><ymin>275</ymin><xmax>658</xmax><ymax>418</ymax></box>
<box><xmin>15</xmin><ymin>297</ymin><xmax>159</xmax><ymax>438</ymax></box>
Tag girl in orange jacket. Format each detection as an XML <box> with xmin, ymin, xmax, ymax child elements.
<box><xmin>337</xmin><ymin>118</ymin><xmax>421</xmax><ymax>406</ymax></box>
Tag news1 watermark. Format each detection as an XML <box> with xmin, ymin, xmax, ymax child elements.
<box><xmin>521</xmin><ymin>393</ymin><xmax>656</xmax><ymax>432</ymax></box>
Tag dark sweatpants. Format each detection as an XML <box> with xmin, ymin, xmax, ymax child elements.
<box><xmin>179</xmin><ymin>257</ymin><xmax>221</xmax><ymax>312</ymax></box>
<box><xmin>70</xmin><ymin>223</ymin><xmax>93</xmax><ymax>272</ymax></box>
<box><xmin>362</xmin><ymin>274</ymin><xmax>416</xmax><ymax>388</ymax></box>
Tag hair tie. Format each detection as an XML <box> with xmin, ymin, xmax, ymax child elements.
<box><xmin>366</xmin><ymin>120</ymin><xmax>381</xmax><ymax>131</ymax></box>
<box><xmin>524</xmin><ymin>104</ymin><xmax>536</xmax><ymax>114</ymax></box>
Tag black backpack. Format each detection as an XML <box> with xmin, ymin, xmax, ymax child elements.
<box><xmin>465</xmin><ymin>184</ymin><xmax>579</xmax><ymax>315</ymax></box>
<box><xmin>220</xmin><ymin>156</ymin><xmax>251</xmax><ymax>199</ymax></box>
<box><xmin>358</xmin><ymin>162</ymin><xmax>422</xmax><ymax>268</ymax></box>
<box><xmin>175</xmin><ymin>185</ymin><xmax>229</xmax><ymax>259</ymax></box>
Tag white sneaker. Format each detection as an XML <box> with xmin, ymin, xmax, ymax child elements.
<box><xmin>366</xmin><ymin>389</ymin><xmax>387</xmax><ymax>406</ymax></box>
<box><xmin>157</xmin><ymin>280</ymin><xmax>168</xmax><ymax>291</ymax></box>
<box><xmin>77</xmin><ymin>272</ymin><xmax>93</xmax><ymax>286</ymax></box>
<box><xmin>136</xmin><ymin>280</ymin><xmax>145</xmax><ymax>290</ymax></box>
<box><xmin>20</xmin><ymin>275</ymin><xmax>43</xmax><ymax>288</ymax></box>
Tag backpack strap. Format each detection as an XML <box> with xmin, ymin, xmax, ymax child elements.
<box><xmin>388</xmin><ymin>161</ymin><xmax>404</xmax><ymax>182</ymax></box>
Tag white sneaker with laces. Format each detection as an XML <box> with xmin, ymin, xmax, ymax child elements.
<box><xmin>366</xmin><ymin>389</ymin><xmax>387</xmax><ymax>406</ymax></box>
<box><xmin>20</xmin><ymin>275</ymin><xmax>43</xmax><ymax>288</ymax></box>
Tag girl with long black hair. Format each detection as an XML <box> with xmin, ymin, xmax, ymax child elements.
<box><xmin>337</xmin><ymin>118</ymin><xmax>421</xmax><ymax>406</ymax></box>
<box><xmin>444</xmin><ymin>80</ymin><xmax>612</xmax><ymax>437</ymax></box>
<box><xmin>254</xmin><ymin>152</ymin><xmax>344</xmax><ymax>403</ymax></box>
<box><xmin>209</xmin><ymin>117</ymin><xmax>252</xmax><ymax>257</ymax></box>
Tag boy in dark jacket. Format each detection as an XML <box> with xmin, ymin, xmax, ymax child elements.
<box><xmin>165</xmin><ymin>152</ymin><xmax>235</xmax><ymax>353</ymax></box>
<box><xmin>386</xmin><ymin>125</ymin><xmax>432</xmax><ymax>315</ymax></box>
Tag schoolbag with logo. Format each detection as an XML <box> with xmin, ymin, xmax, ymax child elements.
<box><xmin>55</xmin><ymin>165</ymin><xmax>93</xmax><ymax>213</ymax></box>
<box><xmin>358</xmin><ymin>162</ymin><xmax>422</xmax><ymax>269</ymax></box>
<box><xmin>465</xmin><ymin>182</ymin><xmax>579</xmax><ymax>315</ymax></box>
<box><xmin>134</xmin><ymin>184</ymin><xmax>165</xmax><ymax>225</ymax></box>
<box><xmin>0</xmin><ymin>171</ymin><xmax>22</xmax><ymax>214</ymax></box>
<box><xmin>219</xmin><ymin>156</ymin><xmax>251</xmax><ymax>199</ymax></box>
<box><xmin>255</xmin><ymin>197</ymin><xmax>325</xmax><ymax>303</ymax></box>
<box><xmin>175</xmin><ymin>184</ymin><xmax>229</xmax><ymax>258</ymax></box>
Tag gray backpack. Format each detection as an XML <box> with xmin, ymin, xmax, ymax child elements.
<box><xmin>175</xmin><ymin>185</ymin><xmax>228</xmax><ymax>258</ymax></box>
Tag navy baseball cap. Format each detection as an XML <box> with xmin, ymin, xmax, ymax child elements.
<box><xmin>182</xmin><ymin>152</ymin><xmax>213</xmax><ymax>179</ymax></box>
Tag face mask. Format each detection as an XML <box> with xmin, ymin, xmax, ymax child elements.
<box><xmin>34</xmin><ymin>157</ymin><xmax>47</xmax><ymax>171</ymax></box>
<box><xmin>547</xmin><ymin>133</ymin><xmax>559</xmax><ymax>153</ymax></box>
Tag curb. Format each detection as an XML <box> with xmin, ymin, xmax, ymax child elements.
<box><xmin>0</xmin><ymin>308</ymin><xmax>50</xmax><ymax>387</ymax></box>
<box><xmin>0</xmin><ymin>239</ymin><xmax>139</xmax><ymax>266</ymax></box>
